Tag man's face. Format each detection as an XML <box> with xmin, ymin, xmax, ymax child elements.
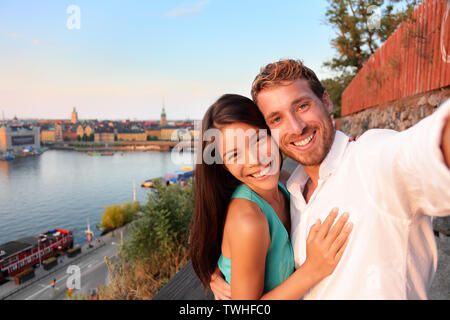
<box><xmin>256</xmin><ymin>79</ymin><xmax>335</xmax><ymax>166</ymax></box>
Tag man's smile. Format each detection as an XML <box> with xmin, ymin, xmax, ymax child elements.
<box><xmin>289</xmin><ymin>130</ymin><xmax>317</xmax><ymax>151</ymax></box>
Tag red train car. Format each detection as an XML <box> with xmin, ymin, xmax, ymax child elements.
<box><xmin>0</xmin><ymin>228</ymin><xmax>73</xmax><ymax>280</ymax></box>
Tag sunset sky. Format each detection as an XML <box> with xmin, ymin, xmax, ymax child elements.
<box><xmin>0</xmin><ymin>0</ymin><xmax>337</xmax><ymax>120</ymax></box>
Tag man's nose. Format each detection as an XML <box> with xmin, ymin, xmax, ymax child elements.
<box><xmin>286</xmin><ymin>113</ymin><xmax>306</xmax><ymax>135</ymax></box>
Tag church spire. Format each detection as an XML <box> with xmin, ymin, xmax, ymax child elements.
<box><xmin>160</xmin><ymin>98</ymin><xmax>167</xmax><ymax>126</ymax></box>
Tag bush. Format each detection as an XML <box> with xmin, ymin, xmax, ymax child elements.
<box><xmin>120</xmin><ymin>181</ymin><xmax>193</xmax><ymax>264</ymax></box>
<box><xmin>99</xmin><ymin>201</ymin><xmax>140</xmax><ymax>234</ymax></box>
<box><xmin>93</xmin><ymin>181</ymin><xmax>193</xmax><ymax>299</ymax></box>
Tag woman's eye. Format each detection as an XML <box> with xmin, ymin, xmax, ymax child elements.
<box><xmin>228</xmin><ymin>152</ymin><xmax>240</xmax><ymax>162</ymax></box>
<box><xmin>257</xmin><ymin>134</ymin><xmax>267</xmax><ymax>143</ymax></box>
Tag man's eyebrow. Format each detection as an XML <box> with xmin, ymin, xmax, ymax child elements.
<box><xmin>264</xmin><ymin>96</ymin><xmax>312</xmax><ymax>120</ymax></box>
<box><xmin>265</xmin><ymin>111</ymin><xmax>280</xmax><ymax>120</ymax></box>
<box><xmin>290</xmin><ymin>96</ymin><xmax>311</xmax><ymax>107</ymax></box>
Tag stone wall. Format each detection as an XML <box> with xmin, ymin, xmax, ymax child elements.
<box><xmin>338</xmin><ymin>86</ymin><xmax>450</xmax><ymax>137</ymax></box>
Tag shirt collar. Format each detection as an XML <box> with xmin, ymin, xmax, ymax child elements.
<box><xmin>287</xmin><ymin>130</ymin><xmax>349</xmax><ymax>197</ymax></box>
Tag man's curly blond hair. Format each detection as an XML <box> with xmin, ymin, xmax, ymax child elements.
<box><xmin>251</xmin><ymin>59</ymin><xmax>326</xmax><ymax>104</ymax></box>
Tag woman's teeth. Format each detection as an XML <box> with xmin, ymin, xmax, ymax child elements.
<box><xmin>293</xmin><ymin>132</ymin><xmax>315</xmax><ymax>147</ymax></box>
<box><xmin>251</xmin><ymin>164</ymin><xmax>272</xmax><ymax>178</ymax></box>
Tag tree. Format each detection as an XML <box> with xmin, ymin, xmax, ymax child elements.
<box><xmin>323</xmin><ymin>0</ymin><xmax>421</xmax><ymax>74</ymax></box>
<box><xmin>99</xmin><ymin>201</ymin><xmax>140</xmax><ymax>234</ymax></box>
<box><xmin>322</xmin><ymin>71</ymin><xmax>355</xmax><ymax>117</ymax></box>
<box><xmin>121</xmin><ymin>180</ymin><xmax>194</xmax><ymax>263</ymax></box>
<box><xmin>322</xmin><ymin>0</ymin><xmax>422</xmax><ymax>116</ymax></box>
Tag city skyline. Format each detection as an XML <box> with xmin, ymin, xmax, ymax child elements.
<box><xmin>1</xmin><ymin>1</ymin><xmax>336</xmax><ymax>120</ymax></box>
<box><xmin>2</xmin><ymin>105</ymin><xmax>198</xmax><ymax>122</ymax></box>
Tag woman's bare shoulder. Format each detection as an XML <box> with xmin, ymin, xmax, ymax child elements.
<box><xmin>226</xmin><ymin>198</ymin><xmax>268</xmax><ymax>234</ymax></box>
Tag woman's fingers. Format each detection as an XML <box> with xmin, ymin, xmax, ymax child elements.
<box><xmin>324</xmin><ymin>212</ymin><xmax>350</xmax><ymax>247</ymax></box>
<box><xmin>210</xmin><ymin>268</ymin><xmax>231</xmax><ymax>300</ymax></box>
<box><xmin>330</xmin><ymin>222</ymin><xmax>353</xmax><ymax>258</ymax></box>
<box><xmin>334</xmin><ymin>237</ymin><xmax>350</xmax><ymax>264</ymax></box>
<box><xmin>306</xmin><ymin>218</ymin><xmax>322</xmax><ymax>243</ymax></box>
<box><xmin>316</xmin><ymin>208</ymin><xmax>338</xmax><ymax>239</ymax></box>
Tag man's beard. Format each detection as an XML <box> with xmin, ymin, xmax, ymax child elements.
<box><xmin>282</xmin><ymin>117</ymin><xmax>335</xmax><ymax>167</ymax></box>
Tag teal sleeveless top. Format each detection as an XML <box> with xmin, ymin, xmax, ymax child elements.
<box><xmin>217</xmin><ymin>181</ymin><xmax>295</xmax><ymax>293</ymax></box>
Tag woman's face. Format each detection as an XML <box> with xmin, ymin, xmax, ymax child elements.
<box><xmin>218</xmin><ymin>122</ymin><xmax>280</xmax><ymax>192</ymax></box>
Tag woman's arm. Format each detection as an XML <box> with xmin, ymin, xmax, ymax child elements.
<box><xmin>225</xmin><ymin>199</ymin><xmax>270</xmax><ymax>299</ymax></box>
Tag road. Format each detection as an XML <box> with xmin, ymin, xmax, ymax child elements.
<box><xmin>4</xmin><ymin>225</ymin><xmax>129</xmax><ymax>300</ymax></box>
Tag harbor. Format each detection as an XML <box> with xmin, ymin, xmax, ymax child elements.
<box><xmin>141</xmin><ymin>166</ymin><xmax>194</xmax><ymax>188</ymax></box>
<box><xmin>0</xmin><ymin>149</ymin><xmax>194</xmax><ymax>248</ymax></box>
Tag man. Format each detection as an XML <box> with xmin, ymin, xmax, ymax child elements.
<box><xmin>211</xmin><ymin>59</ymin><xmax>450</xmax><ymax>299</ymax></box>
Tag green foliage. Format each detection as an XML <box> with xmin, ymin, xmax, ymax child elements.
<box><xmin>120</xmin><ymin>180</ymin><xmax>194</xmax><ymax>264</ymax></box>
<box><xmin>99</xmin><ymin>201</ymin><xmax>141</xmax><ymax>233</ymax></box>
<box><xmin>321</xmin><ymin>72</ymin><xmax>355</xmax><ymax>117</ymax></box>
<box><xmin>323</xmin><ymin>0</ymin><xmax>421</xmax><ymax>74</ymax></box>
<box><xmin>322</xmin><ymin>0</ymin><xmax>421</xmax><ymax>116</ymax></box>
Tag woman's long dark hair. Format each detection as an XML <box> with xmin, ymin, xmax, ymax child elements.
<box><xmin>189</xmin><ymin>94</ymin><xmax>273</xmax><ymax>290</ymax></box>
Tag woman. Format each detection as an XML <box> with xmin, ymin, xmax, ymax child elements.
<box><xmin>190</xmin><ymin>94</ymin><xmax>352</xmax><ymax>299</ymax></box>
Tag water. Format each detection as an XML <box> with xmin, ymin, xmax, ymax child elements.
<box><xmin>0</xmin><ymin>150</ymin><xmax>194</xmax><ymax>246</ymax></box>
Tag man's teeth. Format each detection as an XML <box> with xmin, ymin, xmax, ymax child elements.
<box><xmin>293</xmin><ymin>133</ymin><xmax>315</xmax><ymax>147</ymax></box>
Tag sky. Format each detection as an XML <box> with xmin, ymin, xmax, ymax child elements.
<box><xmin>0</xmin><ymin>0</ymin><xmax>338</xmax><ymax>121</ymax></box>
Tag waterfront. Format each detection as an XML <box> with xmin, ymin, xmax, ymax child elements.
<box><xmin>0</xmin><ymin>150</ymin><xmax>193</xmax><ymax>246</ymax></box>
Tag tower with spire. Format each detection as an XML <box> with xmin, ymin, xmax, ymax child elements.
<box><xmin>71</xmin><ymin>107</ymin><xmax>78</xmax><ymax>124</ymax></box>
<box><xmin>160</xmin><ymin>99</ymin><xmax>167</xmax><ymax>126</ymax></box>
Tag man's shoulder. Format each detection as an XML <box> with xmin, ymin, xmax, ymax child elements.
<box><xmin>355</xmin><ymin>128</ymin><xmax>398</xmax><ymax>144</ymax></box>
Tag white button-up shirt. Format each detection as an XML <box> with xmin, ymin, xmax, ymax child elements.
<box><xmin>287</xmin><ymin>99</ymin><xmax>450</xmax><ymax>299</ymax></box>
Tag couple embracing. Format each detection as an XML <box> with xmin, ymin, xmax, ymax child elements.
<box><xmin>189</xmin><ymin>59</ymin><xmax>450</xmax><ymax>300</ymax></box>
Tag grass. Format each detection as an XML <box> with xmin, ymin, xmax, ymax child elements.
<box><xmin>93</xmin><ymin>239</ymin><xmax>189</xmax><ymax>300</ymax></box>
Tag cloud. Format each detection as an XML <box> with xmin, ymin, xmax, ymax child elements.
<box><xmin>165</xmin><ymin>0</ymin><xmax>209</xmax><ymax>17</ymax></box>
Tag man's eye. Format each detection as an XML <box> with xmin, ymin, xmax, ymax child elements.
<box><xmin>271</xmin><ymin>117</ymin><xmax>281</xmax><ymax>124</ymax></box>
<box><xmin>297</xmin><ymin>104</ymin><xmax>308</xmax><ymax>111</ymax></box>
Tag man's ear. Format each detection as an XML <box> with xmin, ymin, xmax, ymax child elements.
<box><xmin>322</xmin><ymin>91</ymin><xmax>334</xmax><ymax>114</ymax></box>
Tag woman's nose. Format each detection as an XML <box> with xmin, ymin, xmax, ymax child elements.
<box><xmin>247</xmin><ymin>143</ymin><xmax>259</xmax><ymax>165</ymax></box>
